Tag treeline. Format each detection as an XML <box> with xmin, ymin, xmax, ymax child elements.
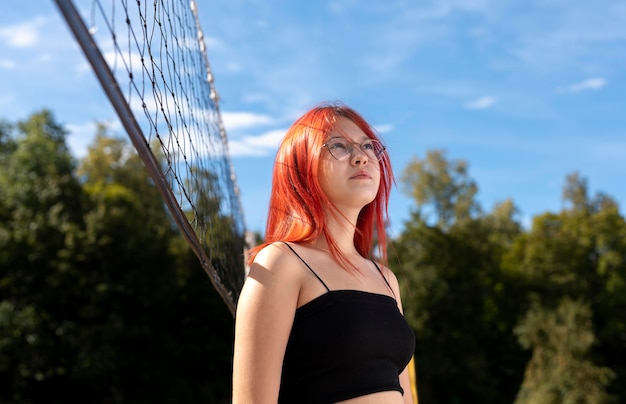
<box><xmin>0</xmin><ymin>111</ymin><xmax>235</xmax><ymax>403</ymax></box>
<box><xmin>393</xmin><ymin>151</ymin><xmax>626</xmax><ymax>403</ymax></box>
<box><xmin>1</xmin><ymin>110</ymin><xmax>625</xmax><ymax>403</ymax></box>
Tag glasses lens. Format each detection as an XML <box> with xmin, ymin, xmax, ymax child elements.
<box><xmin>324</xmin><ymin>138</ymin><xmax>386</xmax><ymax>161</ymax></box>
<box><xmin>362</xmin><ymin>140</ymin><xmax>385</xmax><ymax>161</ymax></box>
<box><xmin>326</xmin><ymin>138</ymin><xmax>351</xmax><ymax>160</ymax></box>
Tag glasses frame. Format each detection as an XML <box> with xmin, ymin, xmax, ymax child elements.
<box><xmin>322</xmin><ymin>137</ymin><xmax>387</xmax><ymax>162</ymax></box>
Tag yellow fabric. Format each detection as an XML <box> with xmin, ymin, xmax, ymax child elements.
<box><xmin>409</xmin><ymin>356</ymin><xmax>418</xmax><ymax>403</ymax></box>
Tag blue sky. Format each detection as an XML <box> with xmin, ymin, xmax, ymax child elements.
<box><xmin>1</xmin><ymin>1</ymin><xmax>625</xmax><ymax>237</ymax></box>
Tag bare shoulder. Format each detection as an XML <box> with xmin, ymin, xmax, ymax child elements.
<box><xmin>253</xmin><ymin>241</ymin><xmax>297</xmax><ymax>267</ymax></box>
<box><xmin>250</xmin><ymin>242</ymin><xmax>305</xmax><ymax>282</ymax></box>
<box><xmin>241</xmin><ymin>242</ymin><xmax>306</xmax><ymax>303</ymax></box>
<box><xmin>236</xmin><ymin>242</ymin><xmax>305</xmax><ymax>334</ymax></box>
<box><xmin>376</xmin><ymin>262</ymin><xmax>400</xmax><ymax>289</ymax></box>
<box><xmin>375</xmin><ymin>262</ymin><xmax>405</xmax><ymax>311</ymax></box>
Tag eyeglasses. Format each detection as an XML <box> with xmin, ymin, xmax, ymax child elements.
<box><xmin>322</xmin><ymin>137</ymin><xmax>387</xmax><ymax>162</ymax></box>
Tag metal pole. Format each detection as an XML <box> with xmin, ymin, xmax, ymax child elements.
<box><xmin>53</xmin><ymin>0</ymin><xmax>237</xmax><ymax>316</ymax></box>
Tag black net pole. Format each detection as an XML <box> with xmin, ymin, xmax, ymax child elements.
<box><xmin>53</xmin><ymin>0</ymin><xmax>238</xmax><ymax>316</ymax></box>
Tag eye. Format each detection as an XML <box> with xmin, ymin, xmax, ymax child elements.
<box><xmin>327</xmin><ymin>139</ymin><xmax>348</xmax><ymax>150</ymax></box>
<box><xmin>361</xmin><ymin>140</ymin><xmax>375</xmax><ymax>150</ymax></box>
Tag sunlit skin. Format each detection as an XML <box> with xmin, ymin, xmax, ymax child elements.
<box><xmin>318</xmin><ymin>118</ymin><xmax>382</xmax><ymax>218</ymax></box>
<box><xmin>232</xmin><ymin>115</ymin><xmax>413</xmax><ymax>404</ymax></box>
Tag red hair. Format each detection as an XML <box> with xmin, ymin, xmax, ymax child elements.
<box><xmin>248</xmin><ymin>103</ymin><xmax>394</xmax><ymax>270</ymax></box>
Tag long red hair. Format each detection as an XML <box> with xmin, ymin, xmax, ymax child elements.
<box><xmin>247</xmin><ymin>103</ymin><xmax>394</xmax><ymax>270</ymax></box>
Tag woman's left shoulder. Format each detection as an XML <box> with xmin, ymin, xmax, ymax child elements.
<box><xmin>376</xmin><ymin>262</ymin><xmax>400</xmax><ymax>287</ymax></box>
<box><xmin>374</xmin><ymin>261</ymin><xmax>405</xmax><ymax>310</ymax></box>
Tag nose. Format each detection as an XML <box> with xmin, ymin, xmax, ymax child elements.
<box><xmin>350</xmin><ymin>146</ymin><xmax>369</xmax><ymax>166</ymax></box>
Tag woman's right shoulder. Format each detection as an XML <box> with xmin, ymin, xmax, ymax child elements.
<box><xmin>253</xmin><ymin>241</ymin><xmax>293</xmax><ymax>263</ymax></box>
<box><xmin>249</xmin><ymin>241</ymin><xmax>304</xmax><ymax>283</ymax></box>
<box><xmin>237</xmin><ymin>242</ymin><xmax>305</xmax><ymax>320</ymax></box>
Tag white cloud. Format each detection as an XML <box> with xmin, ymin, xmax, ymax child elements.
<box><xmin>374</xmin><ymin>124</ymin><xmax>394</xmax><ymax>134</ymax></box>
<box><xmin>0</xmin><ymin>16</ymin><xmax>46</xmax><ymax>48</ymax></box>
<box><xmin>66</xmin><ymin>119</ymin><xmax>124</xmax><ymax>158</ymax></box>
<box><xmin>149</xmin><ymin>115</ymin><xmax>282</xmax><ymax>161</ymax></box>
<box><xmin>558</xmin><ymin>77</ymin><xmax>607</xmax><ymax>93</ymax></box>
<box><xmin>464</xmin><ymin>95</ymin><xmax>496</xmax><ymax>110</ymax></box>
<box><xmin>229</xmin><ymin>129</ymin><xmax>286</xmax><ymax>157</ymax></box>
<box><xmin>102</xmin><ymin>50</ymin><xmax>146</xmax><ymax>79</ymax></box>
<box><xmin>222</xmin><ymin>111</ymin><xmax>274</xmax><ymax>130</ymax></box>
<box><xmin>66</xmin><ymin>122</ymin><xmax>99</xmax><ymax>158</ymax></box>
<box><xmin>204</xmin><ymin>35</ymin><xmax>225</xmax><ymax>51</ymax></box>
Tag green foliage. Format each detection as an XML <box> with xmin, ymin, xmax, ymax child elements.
<box><xmin>401</xmin><ymin>149</ymin><xmax>480</xmax><ymax>228</ymax></box>
<box><xmin>188</xmin><ymin>166</ymin><xmax>246</xmax><ymax>304</ymax></box>
<box><xmin>3</xmin><ymin>112</ymin><xmax>625</xmax><ymax>403</ymax></box>
<box><xmin>0</xmin><ymin>113</ymin><xmax>234</xmax><ymax>403</ymax></box>
<box><xmin>394</xmin><ymin>206</ymin><xmax>528</xmax><ymax>403</ymax></box>
<box><xmin>514</xmin><ymin>298</ymin><xmax>615</xmax><ymax>404</ymax></box>
<box><xmin>395</xmin><ymin>149</ymin><xmax>626</xmax><ymax>403</ymax></box>
<box><xmin>506</xmin><ymin>177</ymin><xmax>626</xmax><ymax>399</ymax></box>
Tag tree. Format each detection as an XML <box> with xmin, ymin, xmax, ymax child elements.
<box><xmin>400</xmin><ymin>150</ymin><xmax>480</xmax><ymax>228</ymax></box>
<box><xmin>506</xmin><ymin>173</ymin><xmax>626</xmax><ymax>400</ymax></box>
<box><xmin>0</xmin><ymin>110</ymin><xmax>86</xmax><ymax>400</ymax></box>
<box><xmin>188</xmin><ymin>165</ymin><xmax>246</xmax><ymax>305</ymax></box>
<box><xmin>395</xmin><ymin>149</ymin><xmax>626</xmax><ymax>402</ymax></box>
<box><xmin>72</xmin><ymin>126</ymin><xmax>236</xmax><ymax>402</ymax></box>
<box><xmin>1</xmin><ymin>114</ymin><xmax>235</xmax><ymax>403</ymax></box>
<box><xmin>515</xmin><ymin>298</ymin><xmax>614</xmax><ymax>404</ymax></box>
<box><xmin>394</xmin><ymin>151</ymin><xmax>528</xmax><ymax>403</ymax></box>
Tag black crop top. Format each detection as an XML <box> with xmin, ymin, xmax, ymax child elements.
<box><xmin>279</xmin><ymin>243</ymin><xmax>416</xmax><ymax>404</ymax></box>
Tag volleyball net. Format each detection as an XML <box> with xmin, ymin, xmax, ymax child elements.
<box><xmin>53</xmin><ymin>0</ymin><xmax>247</xmax><ymax>316</ymax></box>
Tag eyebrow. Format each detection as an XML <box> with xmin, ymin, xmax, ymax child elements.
<box><xmin>325</xmin><ymin>135</ymin><xmax>372</xmax><ymax>143</ymax></box>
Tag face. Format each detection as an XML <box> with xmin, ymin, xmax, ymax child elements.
<box><xmin>318</xmin><ymin>117</ymin><xmax>382</xmax><ymax>212</ymax></box>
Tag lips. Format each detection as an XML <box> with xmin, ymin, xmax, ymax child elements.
<box><xmin>350</xmin><ymin>170</ymin><xmax>371</xmax><ymax>179</ymax></box>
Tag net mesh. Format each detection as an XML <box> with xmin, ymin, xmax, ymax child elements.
<box><xmin>55</xmin><ymin>0</ymin><xmax>247</xmax><ymax>314</ymax></box>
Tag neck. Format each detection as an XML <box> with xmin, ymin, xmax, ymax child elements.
<box><xmin>315</xmin><ymin>206</ymin><xmax>361</xmax><ymax>255</ymax></box>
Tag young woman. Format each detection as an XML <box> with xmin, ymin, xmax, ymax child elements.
<box><xmin>232</xmin><ymin>103</ymin><xmax>415</xmax><ymax>404</ymax></box>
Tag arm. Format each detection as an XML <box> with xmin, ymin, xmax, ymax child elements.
<box><xmin>385</xmin><ymin>266</ymin><xmax>416</xmax><ymax>404</ymax></box>
<box><xmin>232</xmin><ymin>244</ymin><xmax>302</xmax><ymax>404</ymax></box>
<box><xmin>399</xmin><ymin>365</ymin><xmax>415</xmax><ymax>404</ymax></box>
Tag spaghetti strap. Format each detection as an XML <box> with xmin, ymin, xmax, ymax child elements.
<box><xmin>371</xmin><ymin>260</ymin><xmax>397</xmax><ymax>301</ymax></box>
<box><xmin>282</xmin><ymin>242</ymin><xmax>331</xmax><ymax>292</ymax></box>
